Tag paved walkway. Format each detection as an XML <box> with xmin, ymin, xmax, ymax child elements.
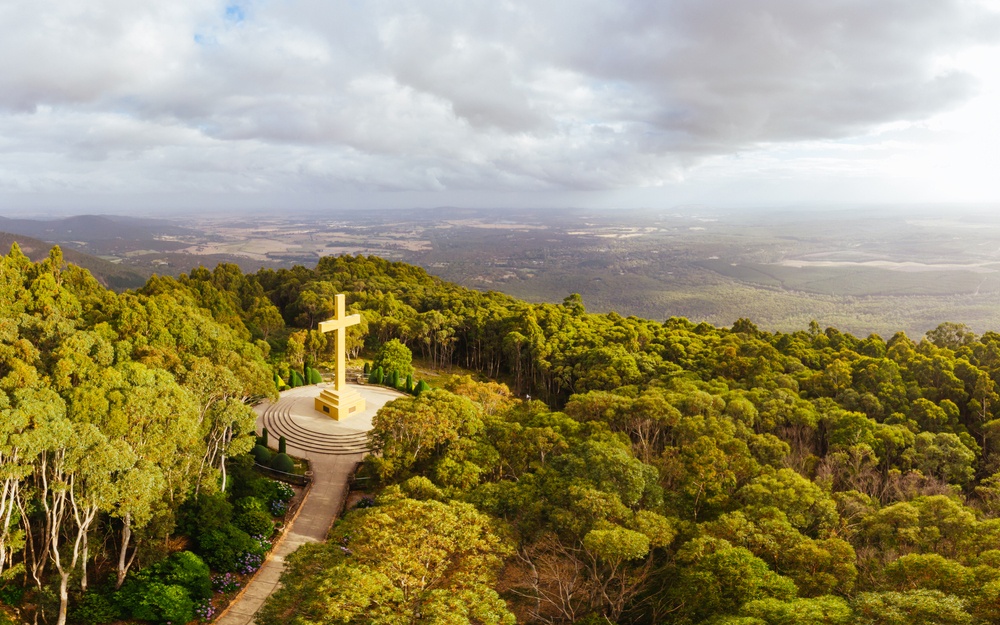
<box><xmin>216</xmin><ymin>383</ymin><xmax>404</xmax><ymax>625</ymax></box>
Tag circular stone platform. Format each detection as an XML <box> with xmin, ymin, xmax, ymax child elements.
<box><xmin>255</xmin><ymin>383</ymin><xmax>406</xmax><ymax>459</ymax></box>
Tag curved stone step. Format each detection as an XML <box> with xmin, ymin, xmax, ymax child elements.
<box><xmin>258</xmin><ymin>398</ymin><xmax>373</xmax><ymax>456</ymax></box>
<box><xmin>260</xmin><ymin>426</ymin><xmax>369</xmax><ymax>455</ymax></box>
<box><xmin>266</xmin><ymin>401</ymin><xmax>370</xmax><ymax>443</ymax></box>
<box><xmin>262</xmin><ymin>419</ymin><xmax>369</xmax><ymax>452</ymax></box>
<box><xmin>266</xmin><ymin>417</ymin><xmax>369</xmax><ymax>444</ymax></box>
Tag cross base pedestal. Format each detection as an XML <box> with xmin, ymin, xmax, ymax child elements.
<box><xmin>314</xmin><ymin>387</ymin><xmax>366</xmax><ymax>421</ymax></box>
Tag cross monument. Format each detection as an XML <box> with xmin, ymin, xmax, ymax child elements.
<box><xmin>314</xmin><ymin>294</ymin><xmax>366</xmax><ymax>420</ymax></box>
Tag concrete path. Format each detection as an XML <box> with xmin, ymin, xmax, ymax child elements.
<box><xmin>216</xmin><ymin>383</ymin><xmax>404</xmax><ymax>625</ymax></box>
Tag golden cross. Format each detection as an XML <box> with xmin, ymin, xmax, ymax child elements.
<box><xmin>317</xmin><ymin>294</ymin><xmax>361</xmax><ymax>392</ymax></box>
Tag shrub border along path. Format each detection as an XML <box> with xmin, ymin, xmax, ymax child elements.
<box><xmin>215</xmin><ymin>383</ymin><xmax>405</xmax><ymax>625</ymax></box>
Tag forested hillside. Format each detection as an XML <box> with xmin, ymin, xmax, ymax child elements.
<box><xmin>0</xmin><ymin>245</ymin><xmax>275</xmax><ymax>625</ymax></box>
<box><xmin>7</xmin><ymin>249</ymin><xmax>1000</xmax><ymax>624</ymax></box>
<box><xmin>0</xmin><ymin>232</ymin><xmax>148</xmax><ymax>290</ymax></box>
<box><xmin>166</xmin><ymin>254</ymin><xmax>1000</xmax><ymax>625</ymax></box>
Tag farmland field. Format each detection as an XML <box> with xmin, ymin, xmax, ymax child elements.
<box><xmin>8</xmin><ymin>206</ymin><xmax>1000</xmax><ymax>338</ymax></box>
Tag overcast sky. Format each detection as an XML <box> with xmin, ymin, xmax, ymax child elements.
<box><xmin>2</xmin><ymin>0</ymin><xmax>999</xmax><ymax>214</ymax></box>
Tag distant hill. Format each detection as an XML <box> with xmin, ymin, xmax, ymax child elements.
<box><xmin>0</xmin><ymin>214</ymin><xmax>192</xmax><ymax>242</ymax></box>
<box><xmin>0</xmin><ymin>232</ymin><xmax>149</xmax><ymax>290</ymax></box>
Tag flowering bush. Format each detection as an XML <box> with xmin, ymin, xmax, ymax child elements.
<box><xmin>248</xmin><ymin>478</ymin><xmax>295</xmax><ymax>518</ymax></box>
<box><xmin>198</xmin><ymin>524</ymin><xmax>256</xmax><ymax>572</ymax></box>
<box><xmin>212</xmin><ymin>573</ymin><xmax>240</xmax><ymax>594</ymax></box>
<box><xmin>238</xmin><ymin>551</ymin><xmax>264</xmax><ymax>575</ymax></box>
<box><xmin>195</xmin><ymin>599</ymin><xmax>216</xmax><ymax>622</ymax></box>
<box><xmin>274</xmin><ymin>481</ymin><xmax>294</xmax><ymax>502</ymax></box>
<box><xmin>251</xmin><ymin>534</ymin><xmax>273</xmax><ymax>552</ymax></box>
<box><xmin>270</xmin><ymin>499</ymin><xmax>288</xmax><ymax>516</ymax></box>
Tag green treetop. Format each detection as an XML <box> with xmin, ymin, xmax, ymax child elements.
<box><xmin>372</xmin><ymin>338</ymin><xmax>414</xmax><ymax>379</ymax></box>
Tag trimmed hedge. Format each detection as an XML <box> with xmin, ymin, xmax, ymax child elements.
<box><xmin>252</xmin><ymin>444</ymin><xmax>272</xmax><ymax>465</ymax></box>
<box><xmin>271</xmin><ymin>453</ymin><xmax>295</xmax><ymax>474</ymax></box>
<box><xmin>307</xmin><ymin>367</ymin><xmax>323</xmax><ymax>384</ymax></box>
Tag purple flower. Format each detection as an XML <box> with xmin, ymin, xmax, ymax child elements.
<box><xmin>212</xmin><ymin>572</ymin><xmax>241</xmax><ymax>593</ymax></box>
<box><xmin>195</xmin><ymin>599</ymin><xmax>217</xmax><ymax>623</ymax></box>
<box><xmin>236</xmin><ymin>551</ymin><xmax>264</xmax><ymax>575</ymax></box>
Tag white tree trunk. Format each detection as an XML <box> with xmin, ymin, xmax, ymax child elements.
<box><xmin>116</xmin><ymin>513</ymin><xmax>132</xmax><ymax>589</ymax></box>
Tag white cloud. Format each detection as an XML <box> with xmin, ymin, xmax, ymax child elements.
<box><xmin>0</xmin><ymin>0</ymin><xmax>998</xmax><ymax>209</ymax></box>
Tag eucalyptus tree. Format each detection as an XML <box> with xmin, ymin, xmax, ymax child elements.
<box><xmin>257</xmin><ymin>498</ymin><xmax>514</xmax><ymax>625</ymax></box>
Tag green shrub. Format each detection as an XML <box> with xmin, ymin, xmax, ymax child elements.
<box><xmin>271</xmin><ymin>453</ymin><xmax>295</xmax><ymax>474</ymax></box>
<box><xmin>197</xmin><ymin>525</ymin><xmax>255</xmax><ymax>572</ymax></box>
<box><xmin>133</xmin><ymin>583</ymin><xmax>194</xmax><ymax>625</ymax></box>
<box><xmin>278</xmin><ymin>436</ymin><xmax>287</xmax><ymax>455</ymax></box>
<box><xmin>235</xmin><ymin>508</ymin><xmax>274</xmax><ymax>538</ymax></box>
<box><xmin>414</xmin><ymin>380</ymin><xmax>430</xmax><ymax>396</ymax></box>
<box><xmin>70</xmin><ymin>591</ymin><xmax>121</xmax><ymax>625</ymax></box>
<box><xmin>32</xmin><ymin>588</ymin><xmax>59</xmax><ymax>624</ymax></box>
<box><xmin>363</xmin><ymin>362</ymin><xmax>370</xmax><ymax>375</ymax></box>
<box><xmin>227</xmin><ymin>453</ymin><xmax>268</xmax><ymax>501</ymax></box>
<box><xmin>113</xmin><ymin>580</ymin><xmax>145</xmax><ymax>621</ymax></box>
<box><xmin>158</xmin><ymin>551</ymin><xmax>212</xmax><ymax>601</ymax></box>
<box><xmin>235</xmin><ymin>496</ymin><xmax>266</xmax><ymax>513</ymax></box>
<box><xmin>261</xmin><ymin>478</ymin><xmax>293</xmax><ymax>502</ymax></box>
<box><xmin>251</xmin><ymin>479</ymin><xmax>295</xmax><ymax>515</ymax></box>
<box><xmin>0</xmin><ymin>583</ymin><xmax>23</xmax><ymax>606</ymax></box>
<box><xmin>404</xmin><ymin>373</ymin><xmax>413</xmax><ymax>393</ymax></box>
<box><xmin>252</xmin><ymin>444</ymin><xmax>272</xmax><ymax>465</ymax></box>
<box><xmin>249</xmin><ymin>478</ymin><xmax>289</xmax><ymax>508</ymax></box>
<box><xmin>250</xmin><ymin>477</ymin><xmax>276</xmax><ymax>502</ymax></box>
<box><xmin>261</xmin><ymin>427</ymin><xmax>269</xmax><ymax>447</ymax></box>
<box><xmin>116</xmin><ymin>573</ymin><xmax>188</xmax><ymax>624</ymax></box>
<box><xmin>389</xmin><ymin>370</ymin><xmax>399</xmax><ymax>388</ymax></box>
<box><xmin>177</xmin><ymin>492</ymin><xmax>232</xmax><ymax>537</ymax></box>
<box><xmin>308</xmin><ymin>367</ymin><xmax>323</xmax><ymax>384</ymax></box>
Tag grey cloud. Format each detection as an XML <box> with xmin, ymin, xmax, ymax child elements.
<box><xmin>0</xmin><ymin>0</ymin><xmax>997</xmax><ymax>201</ymax></box>
<box><xmin>537</xmin><ymin>0</ymin><xmax>993</xmax><ymax>146</ymax></box>
<box><xmin>380</xmin><ymin>7</ymin><xmax>548</xmax><ymax>133</ymax></box>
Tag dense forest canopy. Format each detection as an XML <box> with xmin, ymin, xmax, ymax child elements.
<box><xmin>0</xmin><ymin>245</ymin><xmax>274</xmax><ymax>625</ymax></box>
<box><xmin>7</xmin><ymin>249</ymin><xmax>1000</xmax><ymax>624</ymax></box>
<box><xmin>175</xmin><ymin>253</ymin><xmax>1000</xmax><ymax>625</ymax></box>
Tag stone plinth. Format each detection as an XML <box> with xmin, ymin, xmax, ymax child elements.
<box><xmin>314</xmin><ymin>386</ymin><xmax>366</xmax><ymax>421</ymax></box>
